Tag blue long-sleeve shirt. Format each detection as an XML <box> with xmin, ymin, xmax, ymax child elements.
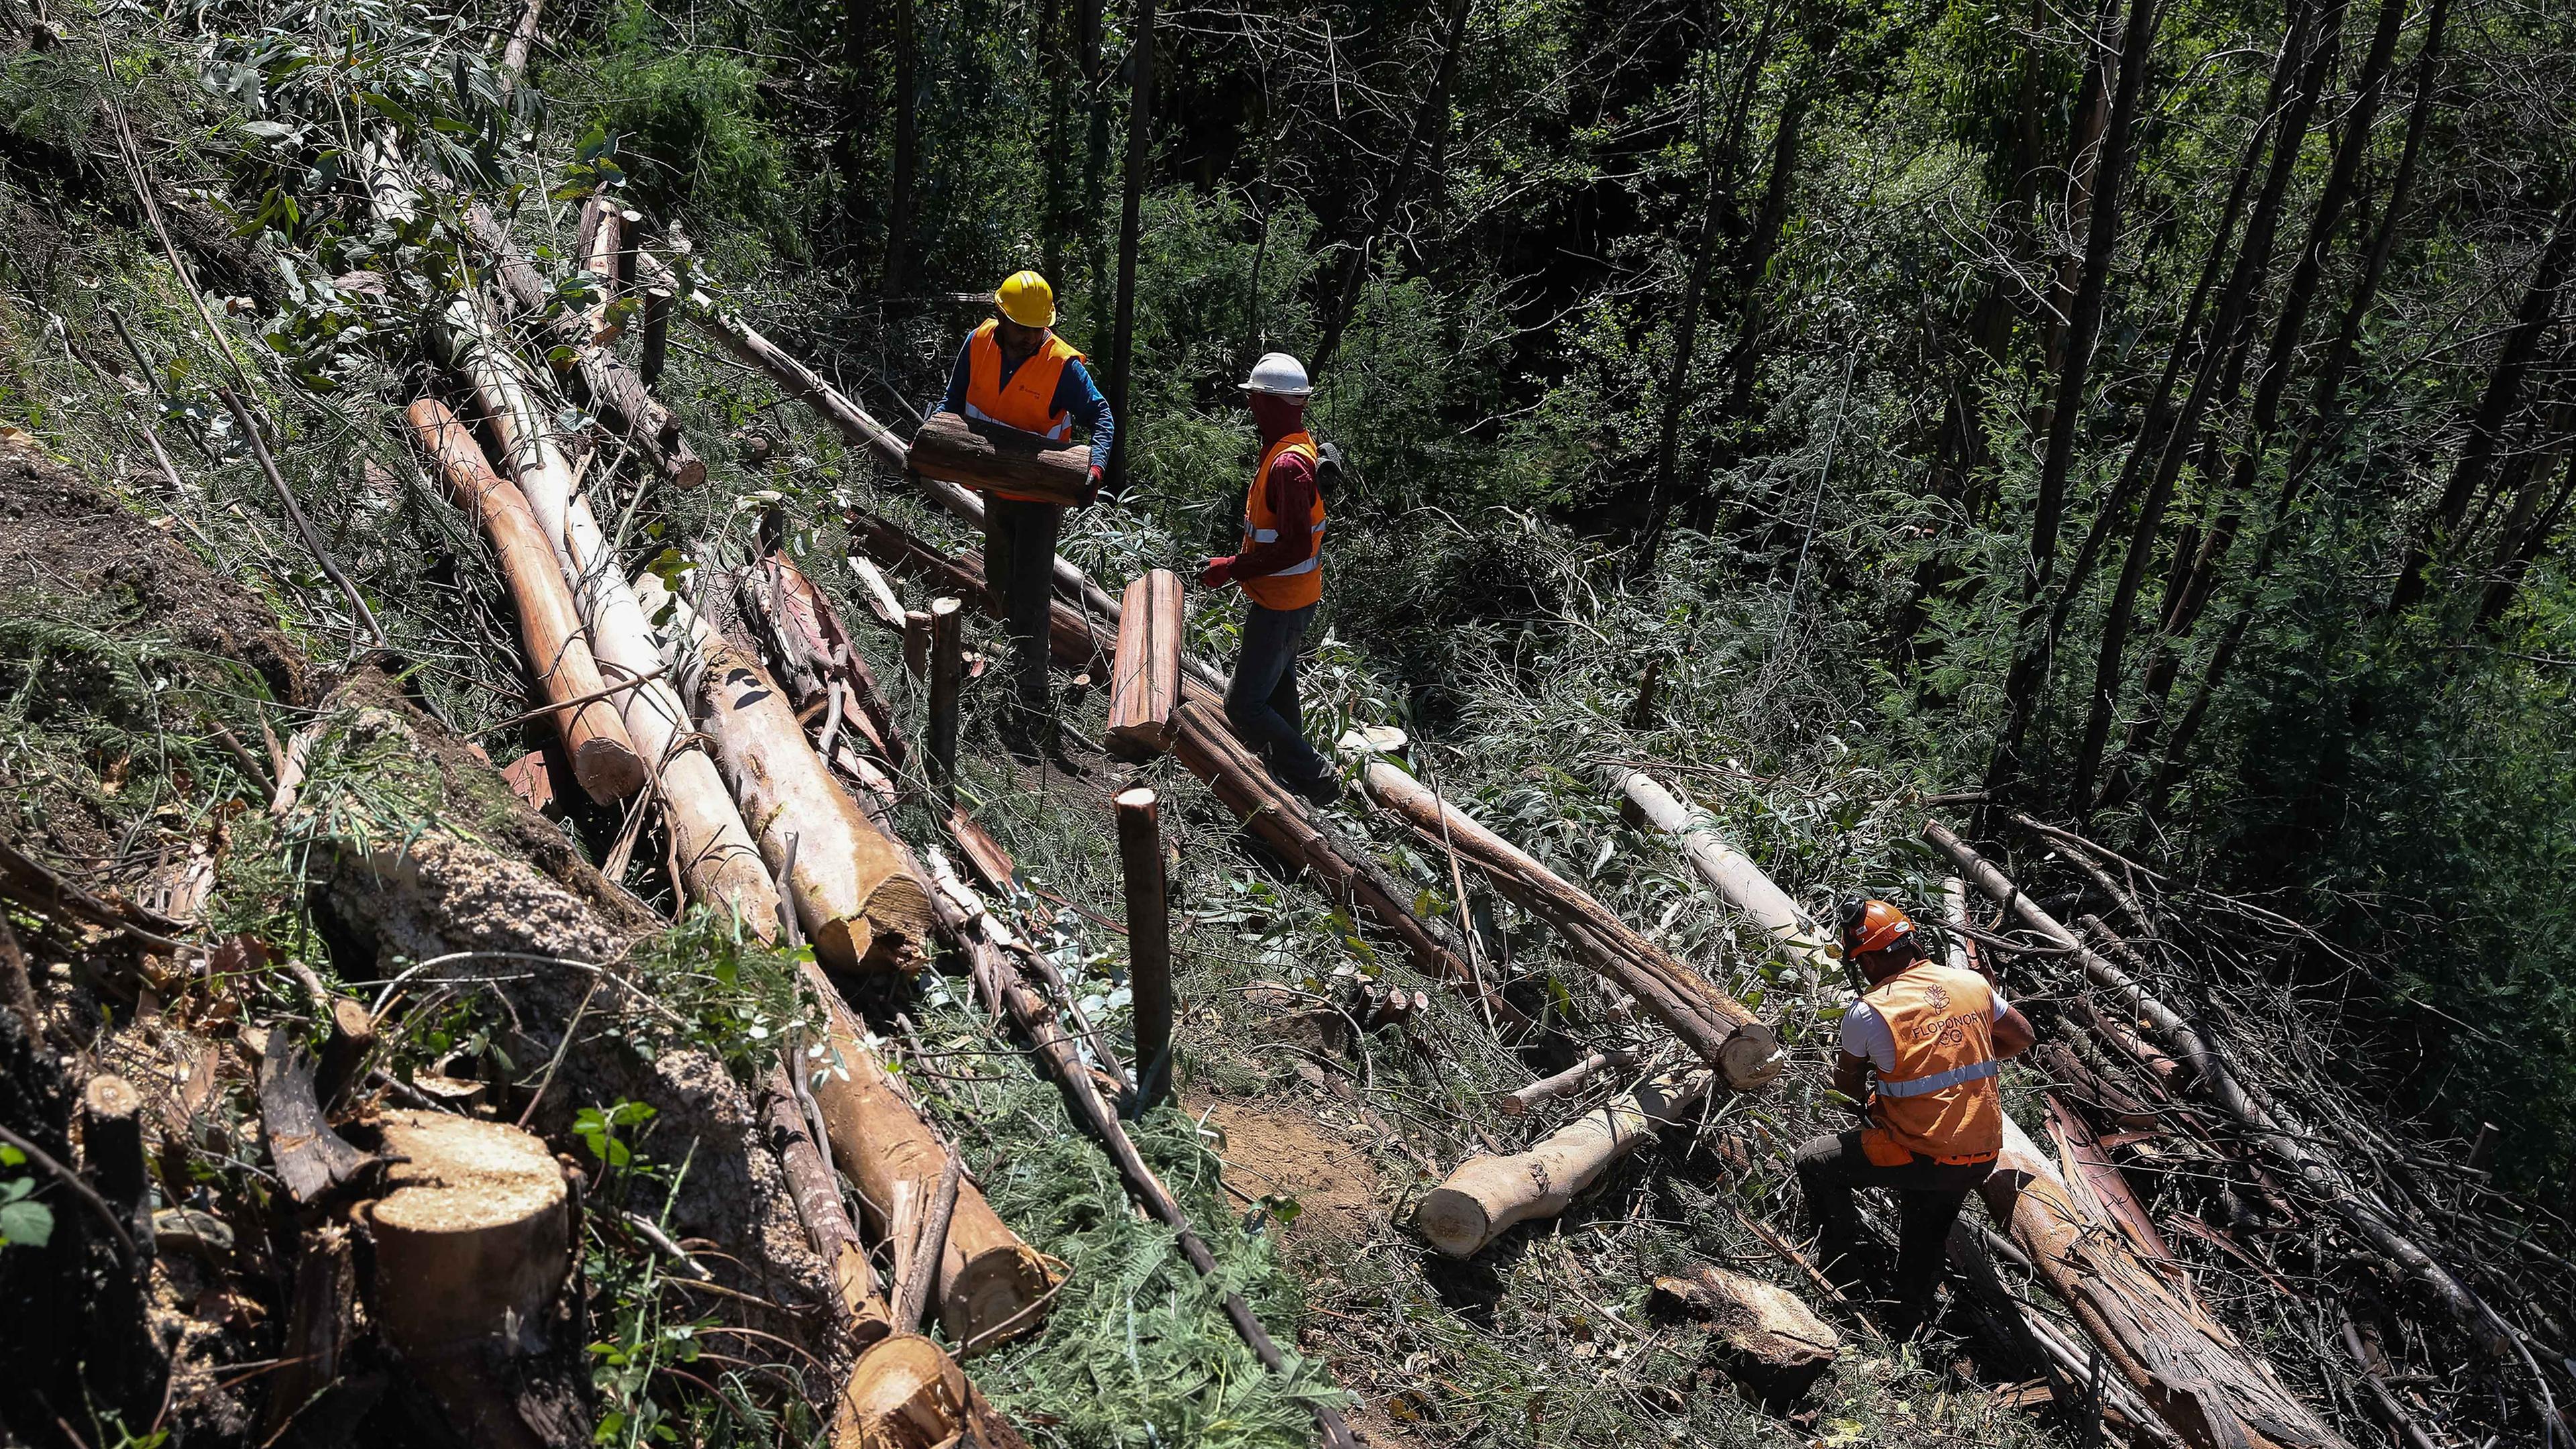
<box><xmin>930</xmin><ymin>336</ymin><xmax>1116</xmax><ymax>472</ymax></box>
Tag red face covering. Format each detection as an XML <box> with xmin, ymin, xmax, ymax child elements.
<box><xmin>1248</xmin><ymin>392</ymin><xmax>1306</xmax><ymax>441</ymax></box>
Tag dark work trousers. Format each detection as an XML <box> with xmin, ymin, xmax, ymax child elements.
<box><xmin>981</xmin><ymin>496</ymin><xmax>1063</xmax><ymax>735</ymax></box>
<box><xmin>1225</xmin><ymin>602</ymin><xmax>1332</xmax><ymax>785</ymax></box>
<box><xmin>1794</xmin><ymin>1128</ymin><xmax>1995</xmax><ymax>1324</ymax></box>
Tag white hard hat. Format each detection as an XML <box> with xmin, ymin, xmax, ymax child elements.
<box><xmin>1238</xmin><ymin>352</ymin><xmax>1311</xmax><ymax>398</ymax></box>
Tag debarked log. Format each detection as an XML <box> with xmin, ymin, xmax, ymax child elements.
<box><xmin>1418</xmin><ymin>1071</ymin><xmax>1712</xmax><ymax>1256</ymax></box>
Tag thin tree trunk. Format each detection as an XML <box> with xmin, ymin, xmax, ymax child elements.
<box><xmin>1103</xmin><ymin>0</ymin><xmax>1153</xmax><ymax>492</ymax></box>
<box><xmin>2385</xmin><ymin>192</ymin><xmax>2576</xmax><ymax>614</ymax></box>
<box><xmin>883</xmin><ymin>0</ymin><xmax>920</xmax><ymax>298</ymax></box>
<box><xmin>1040</xmin><ymin>0</ymin><xmax>1072</xmax><ymax>285</ymax></box>
<box><xmin>1984</xmin><ymin>0</ymin><xmax>2161</xmax><ymax>800</ymax></box>
<box><xmin>838</xmin><ymin>0</ymin><xmax>876</xmax><ymax>249</ymax></box>
<box><xmin>1633</xmin><ymin>64</ymin><xmax>1740</xmax><ymax>575</ymax></box>
<box><xmin>2143</xmin><ymin>0</ymin><xmax>2446</xmax><ymax>804</ymax></box>
<box><xmin>2064</xmin><ymin>0</ymin><xmax>2343</xmax><ymax>810</ymax></box>
<box><xmin>2477</xmin><ymin>445</ymin><xmax>2576</xmax><ymax>627</ymax></box>
<box><xmin>1309</xmin><ymin>0</ymin><xmax>1474</xmax><ymax>375</ymax></box>
<box><xmin>1081</xmin><ymin>0</ymin><xmax>1110</xmax><ymax>324</ymax></box>
<box><xmin>1715</xmin><ymin>85</ymin><xmax>1813</xmax><ymax>427</ymax></box>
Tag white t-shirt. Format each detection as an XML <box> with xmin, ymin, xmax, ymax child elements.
<box><xmin>1839</xmin><ymin>981</ymin><xmax>2009</xmax><ymax>1072</ymax></box>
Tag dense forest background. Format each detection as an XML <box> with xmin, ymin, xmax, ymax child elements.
<box><xmin>527</xmin><ymin>0</ymin><xmax>2574</xmax><ymax>1189</ymax></box>
<box><xmin>3</xmin><ymin>0</ymin><xmax>2571</xmax><ymax>1192</ymax></box>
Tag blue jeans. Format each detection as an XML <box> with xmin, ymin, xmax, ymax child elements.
<box><xmin>1226</xmin><ymin>603</ymin><xmax>1330</xmax><ymax>785</ymax></box>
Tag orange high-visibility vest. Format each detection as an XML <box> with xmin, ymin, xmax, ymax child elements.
<box><xmin>1238</xmin><ymin>431</ymin><xmax>1324</xmax><ymax>610</ymax></box>
<box><xmin>965</xmin><ymin>319</ymin><xmax>1083</xmax><ymax>502</ymax></box>
<box><xmin>1860</xmin><ymin>962</ymin><xmax>2004</xmax><ymax>1165</ymax></box>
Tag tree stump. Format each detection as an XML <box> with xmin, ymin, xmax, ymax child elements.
<box><xmin>1649</xmin><ymin>1263</ymin><xmax>1840</xmax><ymax>1410</ymax></box>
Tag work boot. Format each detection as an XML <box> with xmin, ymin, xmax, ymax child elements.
<box><xmin>999</xmin><ymin>707</ymin><xmax>1051</xmax><ymax>766</ymax></box>
<box><xmin>1286</xmin><ymin>768</ymin><xmax>1342</xmax><ymax>808</ymax></box>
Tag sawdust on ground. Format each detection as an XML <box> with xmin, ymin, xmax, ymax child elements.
<box><xmin>1185</xmin><ymin>1091</ymin><xmax>1385</xmax><ymax>1254</ymax></box>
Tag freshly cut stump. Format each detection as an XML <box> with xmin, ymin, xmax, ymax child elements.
<box><xmin>1650</xmin><ymin>1264</ymin><xmax>1839</xmax><ymax>1409</ymax></box>
<box><xmin>368</xmin><ymin>1112</ymin><xmax>572</xmax><ymax>1353</ymax></box>
<box><xmin>835</xmin><ymin>1334</ymin><xmax>1027</xmax><ymax>1449</ymax></box>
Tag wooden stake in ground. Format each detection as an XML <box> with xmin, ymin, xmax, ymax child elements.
<box><xmin>1106</xmin><ymin>568</ymin><xmax>1181</xmax><ymax>757</ymax></box>
<box><xmin>1353</xmin><ymin>755</ymin><xmax>1782</xmax><ymax>1088</ymax></box>
<box><xmin>409</xmin><ymin>398</ymin><xmax>646</xmax><ymax>804</ymax></box>
<box><xmin>367</xmin><ymin>1112</ymin><xmax>583</xmax><ymax>1449</ymax></box>
<box><xmin>647</xmin><ymin>574</ymin><xmax>934</xmax><ymax>972</ymax></box>
<box><xmin>926</xmin><ymin>597</ymin><xmax>963</xmax><ymax>798</ymax></box>
<box><xmin>908</xmin><ymin>413</ymin><xmax>1096</xmax><ymax>506</ymax></box>
<box><xmin>1115</xmin><ymin>788</ymin><xmax>1173</xmax><ymax>1109</ymax></box>
<box><xmin>1419</xmin><ymin>1071</ymin><xmax>1713</xmax><ymax>1256</ymax></box>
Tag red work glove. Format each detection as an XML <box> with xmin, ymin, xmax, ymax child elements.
<box><xmin>1088</xmin><ymin>463</ymin><xmax>1104</xmax><ymax>489</ymax></box>
<box><xmin>1196</xmin><ymin>555</ymin><xmax>1236</xmax><ymax>590</ymax></box>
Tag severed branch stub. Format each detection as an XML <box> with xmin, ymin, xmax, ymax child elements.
<box><xmin>257</xmin><ymin>1025</ymin><xmax>376</xmax><ymax>1204</ymax></box>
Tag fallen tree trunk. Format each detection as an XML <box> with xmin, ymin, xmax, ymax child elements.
<box><xmin>1614</xmin><ymin>769</ymin><xmax>1836</xmax><ymax>987</ymax></box>
<box><xmin>1165</xmin><ymin>702</ymin><xmax>1530</xmax><ymax>1033</ymax></box>
<box><xmin>642</xmin><ymin>571</ymin><xmax>934</xmax><ymax>973</ymax></box>
<box><xmin>795</xmin><ymin>958</ymin><xmax>1054</xmax><ymax>1349</ymax></box>
<box><xmin>1418</xmin><ymin>1070</ymin><xmax>1713</xmax><ymax>1256</ymax></box>
<box><xmin>908</xmin><ymin>412</ymin><xmax>1095</xmax><ymax>506</ymax></box>
<box><xmin>761</xmin><ymin>1065</ymin><xmax>890</xmax><ymax>1342</ymax></box>
<box><xmin>426</xmin><ymin>272</ymin><xmax>777</xmax><ymax>930</ymax></box>
<box><xmin>1352</xmin><ymin>757</ymin><xmax>1781</xmax><ymax>1089</ymax></box>
<box><xmin>1497</xmin><ymin>1045</ymin><xmax>1642</xmax><ymax>1116</ymax></box>
<box><xmin>1924</xmin><ymin>820</ymin><xmax>2520</xmax><ymax>1364</ymax></box>
<box><xmin>408</xmin><ymin>398</ymin><xmax>646</xmax><ymax>804</ymax></box>
<box><xmin>466</xmin><ymin>205</ymin><xmax>704</xmax><ymax>487</ymax></box>
<box><xmin>918</xmin><ymin>849</ymin><xmax>1360</xmax><ymax>1449</ymax></box>
<box><xmin>746</xmin><ymin>553</ymin><xmax>908</xmax><ymax>767</ymax></box>
<box><xmin>1106</xmin><ymin>568</ymin><xmax>1181</xmax><ymax>757</ymax></box>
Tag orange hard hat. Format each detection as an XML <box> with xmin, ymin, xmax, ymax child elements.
<box><xmin>1839</xmin><ymin>898</ymin><xmax>1917</xmax><ymax>957</ymax></box>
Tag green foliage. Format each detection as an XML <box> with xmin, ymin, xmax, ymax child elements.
<box><xmin>582</xmin><ymin>3</ymin><xmax>796</xmax><ymax>240</ymax></box>
<box><xmin>0</xmin><ymin>1144</ymin><xmax>56</xmax><ymax>1250</ymax></box>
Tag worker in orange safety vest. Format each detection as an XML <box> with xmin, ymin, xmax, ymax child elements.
<box><xmin>1193</xmin><ymin>351</ymin><xmax>1338</xmax><ymax>805</ymax></box>
<box><xmin>927</xmin><ymin>269</ymin><xmax>1114</xmax><ymax>755</ymax></box>
<box><xmin>1794</xmin><ymin>898</ymin><xmax>2035</xmax><ymax>1334</ymax></box>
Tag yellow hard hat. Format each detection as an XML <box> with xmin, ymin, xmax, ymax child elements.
<box><xmin>994</xmin><ymin>270</ymin><xmax>1057</xmax><ymax>328</ymax></box>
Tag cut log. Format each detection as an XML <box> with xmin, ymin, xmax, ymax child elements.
<box><xmin>1648</xmin><ymin>1263</ymin><xmax>1840</xmax><ymax>1409</ymax></box>
<box><xmin>926</xmin><ymin>597</ymin><xmax>963</xmax><ymax>798</ymax></box>
<box><xmin>762</xmin><ymin>1064</ymin><xmax>890</xmax><ymax>1343</ymax></box>
<box><xmin>1614</xmin><ymin>769</ymin><xmax>1837</xmax><ymax>986</ymax></box>
<box><xmin>1116</xmin><ymin>788</ymin><xmax>1173</xmax><ymax>1108</ymax></box>
<box><xmin>1418</xmin><ymin>1071</ymin><xmax>1713</xmax><ymax>1256</ymax></box>
<box><xmin>367</xmin><ymin>1111</ymin><xmax>583</xmax><ymax>1449</ymax></box>
<box><xmin>466</xmin><ymin>206</ymin><xmax>704</xmax><ymax>488</ymax></box>
<box><xmin>256</xmin><ymin>1026</ymin><xmax>375</xmax><ymax>1203</ymax></box>
<box><xmin>1926</xmin><ymin>820</ymin><xmax>2518</xmax><ymax>1365</ymax></box>
<box><xmin>907</xmin><ymin>412</ymin><xmax>1095</xmax><ymax>506</ymax></box>
<box><xmin>834</xmin><ymin>1334</ymin><xmax>1028</xmax><ymax>1449</ymax></box>
<box><xmin>794</xmin><ymin>959</ymin><xmax>1053</xmax><ymax>1348</ymax></box>
<box><xmin>574</xmin><ymin>199</ymin><xmax>625</xmax><ymax>344</ymax></box>
<box><xmin>409</xmin><ymin>398</ymin><xmax>645</xmax><ymax>804</ymax></box>
<box><xmin>1106</xmin><ymin>569</ymin><xmax>1181</xmax><ymax>757</ymax></box>
<box><xmin>421</xmin><ymin>269</ymin><xmax>777</xmax><ymax>932</ymax></box>
<box><xmin>647</xmin><ymin>573</ymin><xmax>932</xmax><ymax>973</ymax></box>
<box><xmin>1497</xmin><ymin>1045</ymin><xmax>1641</xmax><ymax>1116</ymax></box>
<box><xmin>1166</xmin><ymin>702</ymin><xmax>1529</xmax><ymax>1032</ymax></box>
<box><xmin>1354</xmin><ymin>758</ymin><xmax>1781</xmax><ymax>1089</ymax></box>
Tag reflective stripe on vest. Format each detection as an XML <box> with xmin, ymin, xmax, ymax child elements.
<box><xmin>1238</xmin><ymin>431</ymin><xmax>1325</xmax><ymax>610</ymax></box>
<box><xmin>965</xmin><ymin>319</ymin><xmax>1080</xmax><ymax>442</ymax></box>
<box><xmin>1864</xmin><ymin>963</ymin><xmax>2004</xmax><ymax>1161</ymax></box>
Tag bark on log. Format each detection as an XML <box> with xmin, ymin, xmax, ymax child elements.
<box><xmin>1106</xmin><ymin>568</ymin><xmax>1181</xmax><ymax>757</ymax></box>
<box><xmin>647</xmin><ymin>574</ymin><xmax>934</xmax><ymax>973</ymax></box>
<box><xmin>927</xmin><ymin>598</ymin><xmax>963</xmax><ymax>798</ymax></box>
<box><xmin>1356</xmin><ymin>759</ymin><xmax>1781</xmax><ymax>1088</ymax></box>
<box><xmin>314</xmin><ymin>996</ymin><xmax>377</xmax><ymax>1112</ymax></box>
<box><xmin>794</xmin><ymin>959</ymin><xmax>1053</xmax><ymax>1349</ymax></box>
<box><xmin>409</xmin><ymin>398</ymin><xmax>646</xmax><ymax>804</ymax></box>
<box><xmin>908</xmin><ymin>412</ymin><xmax>1095</xmax><ymax>507</ymax></box>
<box><xmin>745</xmin><ymin>553</ymin><xmax>908</xmax><ymax>767</ymax></box>
<box><xmin>1926</xmin><ymin>820</ymin><xmax>2519</xmax><ymax>1363</ymax></box>
<box><xmin>574</xmin><ymin>199</ymin><xmax>625</xmax><ymax>344</ymax></box>
<box><xmin>466</xmin><ymin>207</ymin><xmax>704</xmax><ymax>488</ymax></box>
<box><xmin>761</xmin><ymin>1065</ymin><xmax>891</xmax><ymax>1344</ymax></box>
<box><xmin>256</xmin><ymin>1026</ymin><xmax>375</xmax><ymax>1203</ymax></box>
<box><xmin>263</xmin><ymin>1224</ymin><xmax>356</xmax><ymax>1438</ymax></box>
<box><xmin>1648</xmin><ymin>1263</ymin><xmax>1840</xmax><ymax>1408</ymax></box>
<box><xmin>368</xmin><ymin>1111</ymin><xmax>586</xmax><ymax>1449</ymax></box>
<box><xmin>1615</xmin><ymin>769</ymin><xmax>1838</xmax><ymax>986</ymax></box>
<box><xmin>1165</xmin><ymin>702</ymin><xmax>1530</xmax><ymax>1032</ymax></box>
<box><xmin>1419</xmin><ymin>1071</ymin><xmax>1713</xmax><ymax>1256</ymax></box>
<box><xmin>429</xmin><ymin>282</ymin><xmax>778</xmax><ymax>931</ymax></box>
